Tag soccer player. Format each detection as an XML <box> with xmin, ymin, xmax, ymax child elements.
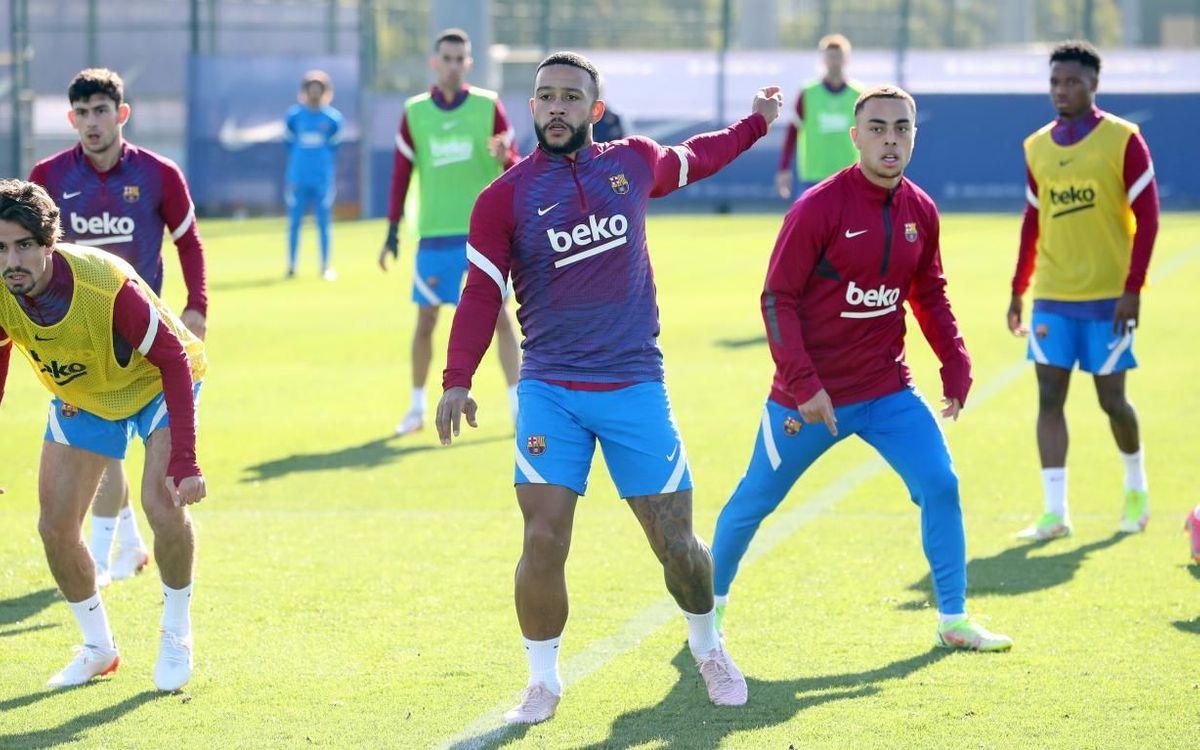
<box><xmin>0</xmin><ymin>179</ymin><xmax>206</xmax><ymax>690</ymax></box>
<box><xmin>379</xmin><ymin>28</ymin><xmax>521</xmax><ymax>435</ymax></box>
<box><xmin>711</xmin><ymin>86</ymin><xmax>1012</xmax><ymax>652</ymax></box>
<box><xmin>29</xmin><ymin>68</ymin><xmax>209</xmax><ymax>588</ymax></box>
<box><xmin>436</xmin><ymin>51</ymin><xmax>781</xmax><ymax>724</ymax></box>
<box><xmin>285</xmin><ymin>70</ymin><xmax>343</xmax><ymax>280</ymax></box>
<box><xmin>1008</xmin><ymin>42</ymin><xmax>1158</xmax><ymax>540</ymax></box>
<box><xmin>775</xmin><ymin>34</ymin><xmax>863</xmax><ymax>199</ymax></box>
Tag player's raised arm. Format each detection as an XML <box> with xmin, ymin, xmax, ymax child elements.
<box><xmin>627</xmin><ymin>86</ymin><xmax>781</xmax><ymax>199</ymax></box>
<box><xmin>436</xmin><ymin>180</ymin><xmax>516</xmax><ymax>445</ymax></box>
<box><xmin>907</xmin><ymin>210</ymin><xmax>973</xmax><ymax>416</ymax></box>
<box><xmin>111</xmin><ymin>282</ymin><xmax>205</xmax><ymax>505</ymax></box>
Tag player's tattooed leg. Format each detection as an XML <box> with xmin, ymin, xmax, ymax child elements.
<box><xmin>628</xmin><ymin>490</ymin><xmax>715</xmax><ymax>614</ymax></box>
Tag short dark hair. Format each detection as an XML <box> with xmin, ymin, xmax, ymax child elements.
<box><xmin>435</xmin><ymin>28</ymin><xmax>470</xmax><ymax>51</ymax></box>
<box><xmin>1050</xmin><ymin>40</ymin><xmax>1101</xmax><ymax>74</ymax></box>
<box><xmin>0</xmin><ymin>180</ymin><xmax>63</xmax><ymax>247</ymax></box>
<box><xmin>68</xmin><ymin>68</ymin><xmax>124</xmax><ymax>106</ymax></box>
<box><xmin>536</xmin><ymin>52</ymin><xmax>600</xmax><ymax>99</ymax></box>
<box><xmin>854</xmin><ymin>85</ymin><xmax>917</xmax><ymax>116</ymax></box>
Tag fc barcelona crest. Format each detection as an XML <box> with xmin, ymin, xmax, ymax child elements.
<box><xmin>609</xmin><ymin>173</ymin><xmax>629</xmax><ymax>195</ymax></box>
<box><xmin>904</xmin><ymin>222</ymin><xmax>918</xmax><ymax>243</ymax></box>
<box><xmin>782</xmin><ymin>416</ymin><xmax>802</xmax><ymax>436</ymax></box>
<box><xmin>60</xmin><ymin>403</ymin><xmax>79</xmax><ymax>419</ymax></box>
<box><xmin>123</xmin><ymin>185</ymin><xmax>140</xmax><ymax>203</ymax></box>
<box><xmin>527</xmin><ymin>435</ymin><xmax>547</xmax><ymax>457</ymax></box>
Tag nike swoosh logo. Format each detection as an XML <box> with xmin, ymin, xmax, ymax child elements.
<box><xmin>844</xmin><ymin>229</ymin><xmax>868</xmax><ymax>238</ymax></box>
<box><xmin>537</xmin><ymin>203</ymin><xmax>560</xmax><ymax>216</ymax></box>
<box><xmin>34</xmin><ymin>335</ymin><xmax>55</xmax><ymax>341</ymax></box>
<box><xmin>88</xmin><ymin>603</ymin><xmax>100</xmax><ymax>611</ymax></box>
<box><xmin>442</xmin><ymin>121</ymin><xmax>458</xmax><ymax>130</ymax></box>
<box><xmin>1059</xmin><ymin>159</ymin><xmax>1073</xmax><ymax>166</ymax></box>
<box><xmin>63</xmin><ymin>191</ymin><xmax>81</xmax><ymax>200</ymax></box>
<box><xmin>666</xmin><ymin>444</ymin><xmax>679</xmax><ymax>462</ymax></box>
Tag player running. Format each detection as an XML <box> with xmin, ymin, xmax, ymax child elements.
<box><xmin>775</xmin><ymin>33</ymin><xmax>863</xmax><ymax>199</ymax></box>
<box><xmin>435</xmin><ymin>51</ymin><xmax>781</xmax><ymax>724</ymax></box>
<box><xmin>1008</xmin><ymin>41</ymin><xmax>1158</xmax><ymax>540</ymax></box>
<box><xmin>379</xmin><ymin>28</ymin><xmax>521</xmax><ymax>435</ymax></box>
<box><xmin>711</xmin><ymin>86</ymin><xmax>1012</xmax><ymax>652</ymax></box>
<box><xmin>0</xmin><ymin>179</ymin><xmax>206</xmax><ymax>690</ymax></box>
<box><xmin>29</xmin><ymin>68</ymin><xmax>209</xmax><ymax>588</ymax></box>
<box><xmin>285</xmin><ymin>69</ymin><xmax>343</xmax><ymax>280</ymax></box>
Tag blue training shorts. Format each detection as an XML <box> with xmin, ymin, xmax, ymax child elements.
<box><xmin>1027</xmin><ymin>309</ymin><xmax>1136</xmax><ymax>375</ymax></box>
<box><xmin>514</xmin><ymin>379</ymin><xmax>693</xmax><ymax>498</ymax></box>
<box><xmin>43</xmin><ymin>382</ymin><xmax>203</xmax><ymax>460</ymax></box>
<box><xmin>412</xmin><ymin>237</ymin><xmax>468</xmax><ymax>306</ymax></box>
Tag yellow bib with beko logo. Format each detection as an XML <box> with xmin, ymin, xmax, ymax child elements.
<box><xmin>0</xmin><ymin>244</ymin><xmax>206</xmax><ymax>420</ymax></box>
<box><xmin>1024</xmin><ymin>114</ymin><xmax>1138</xmax><ymax>301</ymax></box>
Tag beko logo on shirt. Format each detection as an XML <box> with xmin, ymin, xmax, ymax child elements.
<box><xmin>1047</xmin><ymin>180</ymin><xmax>1098</xmax><ymax>218</ymax></box>
<box><xmin>841</xmin><ymin>280</ymin><xmax>900</xmax><ymax>319</ymax></box>
<box><xmin>69</xmin><ymin>212</ymin><xmax>135</xmax><ymax>240</ymax></box>
<box><xmin>545</xmin><ymin>213</ymin><xmax>629</xmax><ymax>268</ymax></box>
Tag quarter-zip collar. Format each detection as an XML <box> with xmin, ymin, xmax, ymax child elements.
<box><xmin>532</xmin><ymin>142</ymin><xmax>599</xmax><ymax>167</ymax></box>
<box><xmin>849</xmin><ymin>163</ymin><xmax>904</xmax><ymax>204</ymax></box>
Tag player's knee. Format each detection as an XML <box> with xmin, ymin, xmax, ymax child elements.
<box><xmin>914</xmin><ymin>468</ymin><xmax>959</xmax><ymax>507</ymax></box>
<box><xmin>37</xmin><ymin>511</ymin><xmax>76</xmax><ymax>549</ymax></box>
<box><xmin>1037</xmin><ymin>386</ymin><xmax>1067</xmax><ymax>413</ymax></box>
<box><xmin>1096</xmin><ymin>390</ymin><xmax>1131</xmax><ymax>418</ymax></box>
<box><xmin>522</xmin><ymin>523</ymin><xmax>569</xmax><ymax>567</ymax></box>
<box><xmin>661</xmin><ymin>531</ymin><xmax>704</xmax><ymax>572</ymax></box>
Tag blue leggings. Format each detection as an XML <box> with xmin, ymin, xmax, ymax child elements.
<box><xmin>712</xmin><ymin>388</ymin><xmax>967</xmax><ymax>615</ymax></box>
<box><xmin>286</xmin><ymin>181</ymin><xmax>334</xmax><ymax>271</ymax></box>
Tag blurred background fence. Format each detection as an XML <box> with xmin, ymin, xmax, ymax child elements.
<box><xmin>3</xmin><ymin>0</ymin><xmax>1198</xmax><ymax>215</ymax></box>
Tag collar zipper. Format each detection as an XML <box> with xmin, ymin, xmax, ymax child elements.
<box><xmin>880</xmin><ymin>188</ymin><xmax>895</xmax><ymax>275</ymax></box>
<box><xmin>568</xmin><ymin>159</ymin><xmax>588</xmax><ymax>211</ymax></box>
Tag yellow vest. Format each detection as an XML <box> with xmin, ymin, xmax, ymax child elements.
<box><xmin>1024</xmin><ymin>114</ymin><xmax>1138</xmax><ymax>301</ymax></box>
<box><xmin>0</xmin><ymin>244</ymin><xmax>206</xmax><ymax>420</ymax></box>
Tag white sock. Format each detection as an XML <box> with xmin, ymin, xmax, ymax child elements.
<box><xmin>116</xmin><ymin>506</ymin><xmax>144</xmax><ymax>550</ymax></box>
<box><xmin>508</xmin><ymin>384</ymin><xmax>520</xmax><ymax>422</ymax></box>
<box><xmin>522</xmin><ymin>635</ymin><xmax>562</xmax><ymax>695</ymax></box>
<box><xmin>1119</xmin><ymin>447</ymin><xmax>1148</xmax><ymax>492</ymax></box>
<box><xmin>1041</xmin><ymin>467</ymin><xmax>1068</xmax><ymax>517</ymax></box>
<box><xmin>714</xmin><ymin>594</ymin><xmax>729</xmax><ymax>607</ymax></box>
<box><xmin>69</xmin><ymin>592</ymin><xmax>116</xmax><ymax>650</ymax></box>
<box><xmin>683</xmin><ymin>607</ymin><xmax>721</xmax><ymax>659</ymax></box>
<box><xmin>938</xmin><ymin>611</ymin><xmax>967</xmax><ymax>625</ymax></box>
<box><xmin>411</xmin><ymin>387</ymin><xmax>426</xmax><ymax>414</ymax></box>
<box><xmin>162</xmin><ymin>583</ymin><xmax>193</xmax><ymax>637</ymax></box>
<box><xmin>89</xmin><ymin>516</ymin><xmax>117</xmax><ymax>570</ymax></box>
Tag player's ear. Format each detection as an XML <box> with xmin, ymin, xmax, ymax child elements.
<box><xmin>849</xmin><ymin>125</ymin><xmax>859</xmax><ymax>149</ymax></box>
<box><xmin>117</xmin><ymin>102</ymin><xmax>132</xmax><ymax>126</ymax></box>
<box><xmin>67</xmin><ymin>109</ymin><xmax>76</xmax><ymax>128</ymax></box>
<box><xmin>590</xmin><ymin>97</ymin><xmax>605</xmax><ymax>125</ymax></box>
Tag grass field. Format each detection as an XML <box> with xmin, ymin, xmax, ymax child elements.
<box><xmin>1</xmin><ymin>211</ymin><xmax>1198</xmax><ymax>749</ymax></box>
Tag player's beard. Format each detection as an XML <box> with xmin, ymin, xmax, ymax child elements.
<box><xmin>535</xmin><ymin>118</ymin><xmax>588</xmax><ymax>156</ymax></box>
<box><xmin>2</xmin><ymin>267</ymin><xmax>36</xmax><ymax>296</ymax></box>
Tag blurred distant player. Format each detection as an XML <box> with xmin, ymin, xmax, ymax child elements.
<box><xmin>285</xmin><ymin>70</ymin><xmax>343</xmax><ymax>280</ymax></box>
<box><xmin>379</xmin><ymin>28</ymin><xmax>521</xmax><ymax>435</ymax></box>
<box><xmin>0</xmin><ymin>179</ymin><xmax>206</xmax><ymax>690</ymax></box>
<box><xmin>1008</xmin><ymin>41</ymin><xmax>1159</xmax><ymax>540</ymax></box>
<box><xmin>30</xmin><ymin>68</ymin><xmax>209</xmax><ymax>588</ymax></box>
<box><xmin>776</xmin><ymin>34</ymin><xmax>863</xmax><ymax>199</ymax></box>
<box><xmin>712</xmin><ymin>86</ymin><xmax>1011</xmax><ymax>652</ymax></box>
<box><xmin>436</xmin><ymin>51</ymin><xmax>781</xmax><ymax>724</ymax></box>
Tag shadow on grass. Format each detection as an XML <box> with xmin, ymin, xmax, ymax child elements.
<box><xmin>0</xmin><ymin>588</ymin><xmax>59</xmax><ymax>629</ymax></box>
<box><xmin>713</xmin><ymin>335</ymin><xmax>767</xmax><ymax>350</ymax></box>
<box><xmin>899</xmin><ymin>532</ymin><xmax>1128</xmax><ymax>610</ymax></box>
<box><xmin>0</xmin><ymin>623</ymin><xmax>58</xmax><ymax>639</ymax></box>
<box><xmin>449</xmin><ymin>646</ymin><xmax>949</xmax><ymax>750</ymax></box>
<box><xmin>1189</xmin><ymin>565</ymin><xmax>1200</xmax><ymax>583</ymax></box>
<box><xmin>1174</xmin><ymin>617</ymin><xmax>1200</xmax><ymax>635</ymax></box>
<box><xmin>241</xmin><ymin>434</ymin><xmax>508</xmax><ymax>483</ymax></box>
<box><xmin>0</xmin><ymin>690</ymin><xmax>160</xmax><ymax>748</ymax></box>
<box><xmin>208</xmin><ymin>276</ymin><xmax>287</xmax><ymax>293</ymax></box>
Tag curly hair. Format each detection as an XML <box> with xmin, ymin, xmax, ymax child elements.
<box><xmin>0</xmin><ymin>180</ymin><xmax>63</xmax><ymax>247</ymax></box>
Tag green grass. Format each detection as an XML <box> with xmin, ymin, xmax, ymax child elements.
<box><xmin>1</xmin><ymin>211</ymin><xmax>1199</xmax><ymax>749</ymax></box>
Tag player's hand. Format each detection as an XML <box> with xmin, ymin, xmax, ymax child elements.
<box><xmin>1007</xmin><ymin>294</ymin><xmax>1027</xmax><ymax>336</ymax></box>
<box><xmin>1113</xmin><ymin>291</ymin><xmax>1139</xmax><ymax>335</ymax></box>
<box><xmin>753</xmin><ymin>86</ymin><xmax>784</xmax><ymax>126</ymax></box>
<box><xmin>941</xmin><ymin>397</ymin><xmax>963</xmax><ymax>421</ymax></box>
<box><xmin>180</xmin><ymin>309</ymin><xmax>207</xmax><ymax>341</ymax></box>
<box><xmin>435</xmin><ymin>386</ymin><xmax>478</xmax><ymax>446</ymax></box>
<box><xmin>775</xmin><ymin>170</ymin><xmax>792</xmax><ymax>199</ymax></box>
<box><xmin>798</xmin><ymin>388</ymin><xmax>837</xmax><ymax>436</ymax></box>
<box><xmin>378</xmin><ymin>239</ymin><xmax>399</xmax><ymax>272</ymax></box>
<box><xmin>488</xmin><ymin>134</ymin><xmax>509</xmax><ymax>165</ymax></box>
<box><xmin>164</xmin><ymin>474</ymin><xmax>206</xmax><ymax>507</ymax></box>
